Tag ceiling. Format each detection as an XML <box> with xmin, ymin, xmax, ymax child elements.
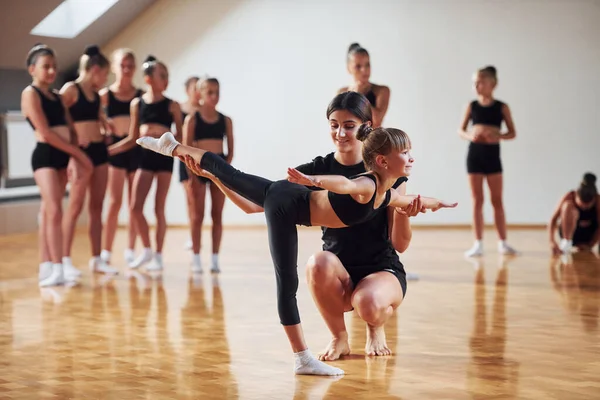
<box><xmin>0</xmin><ymin>0</ymin><xmax>157</xmax><ymax>71</ymax></box>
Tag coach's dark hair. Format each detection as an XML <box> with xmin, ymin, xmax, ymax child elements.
<box><xmin>326</xmin><ymin>91</ymin><xmax>373</xmax><ymax>127</ymax></box>
<box><xmin>79</xmin><ymin>45</ymin><xmax>109</xmax><ymax>72</ymax></box>
<box><xmin>26</xmin><ymin>43</ymin><xmax>54</xmax><ymax>67</ymax></box>
<box><xmin>578</xmin><ymin>172</ymin><xmax>597</xmax><ymax>203</ymax></box>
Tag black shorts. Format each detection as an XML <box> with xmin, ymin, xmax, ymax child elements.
<box><xmin>559</xmin><ymin>225</ymin><xmax>597</xmax><ymax>246</ymax></box>
<box><xmin>81</xmin><ymin>141</ymin><xmax>108</xmax><ymax>167</ymax></box>
<box><xmin>467</xmin><ymin>143</ymin><xmax>502</xmax><ymax>175</ymax></box>
<box><xmin>180</xmin><ymin>153</ymin><xmax>226</xmax><ymax>184</ymax></box>
<box><xmin>139</xmin><ymin>148</ymin><xmax>173</xmax><ymax>173</ymax></box>
<box><xmin>108</xmin><ymin>135</ymin><xmax>139</xmax><ymax>172</ymax></box>
<box><xmin>31</xmin><ymin>142</ymin><xmax>70</xmax><ymax>172</ymax></box>
<box><xmin>346</xmin><ymin>261</ymin><xmax>407</xmax><ymax>298</ymax></box>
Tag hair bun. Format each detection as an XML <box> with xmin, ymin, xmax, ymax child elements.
<box><xmin>84</xmin><ymin>45</ymin><xmax>100</xmax><ymax>56</ymax></box>
<box><xmin>144</xmin><ymin>55</ymin><xmax>157</xmax><ymax>63</ymax></box>
<box><xmin>583</xmin><ymin>172</ymin><xmax>597</xmax><ymax>186</ymax></box>
<box><xmin>356</xmin><ymin>124</ymin><xmax>373</xmax><ymax>141</ymax></box>
<box><xmin>348</xmin><ymin>43</ymin><xmax>361</xmax><ymax>53</ymax></box>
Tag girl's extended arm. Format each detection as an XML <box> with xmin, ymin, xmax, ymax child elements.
<box><xmin>287</xmin><ymin>168</ymin><xmax>375</xmax><ymax>197</ymax></box>
<box><xmin>389</xmin><ymin>191</ymin><xmax>457</xmax><ymax>211</ymax></box>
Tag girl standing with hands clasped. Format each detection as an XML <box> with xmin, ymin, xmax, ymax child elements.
<box><xmin>458</xmin><ymin>66</ymin><xmax>518</xmax><ymax>257</ymax></box>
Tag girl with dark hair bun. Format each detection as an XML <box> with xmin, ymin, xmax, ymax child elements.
<box><xmin>109</xmin><ymin>55</ymin><xmax>183</xmax><ymax>271</ymax></box>
<box><xmin>60</xmin><ymin>44</ymin><xmax>117</xmax><ymax>276</ymax></box>
<box><xmin>21</xmin><ymin>44</ymin><xmax>93</xmax><ymax>286</ymax></box>
<box><xmin>99</xmin><ymin>48</ymin><xmax>144</xmax><ymax>266</ymax></box>
<box><xmin>338</xmin><ymin>42</ymin><xmax>390</xmax><ymax>128</ymax></box>
<box><xmin>549</xmin><ymin>172</ymin><xmax>599</xmax><ymax>255</ymax></box>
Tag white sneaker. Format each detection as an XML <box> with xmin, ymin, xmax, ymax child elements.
<box><xmin>39</xmin><ymin>262</ymin><xmax>53</xmax><ymax>282</ymax></box>
<box><xmin>129</xmin><ymin>248</ymin><xmax>153</xmax><ymax>269</ymax></box>
<box><xmin>191</xmin><ymin>254</ymin><xmax>202</xmax><ymax>273</ymax></box>
<box><xmin>39</xmin><ymin>264</ymin><xmax>64</xmax><ymax>287</ymax></box>
<box><xmin>465</xmin><ymin>241</ymin><xmax>483</xmax><ymax>257</ymax></box>
<box><xmin>146</xmin><ymin>253</ymin><xmax>164</xmax><ymax>271</ymax></box>
<box><xmin>89</xmin><ymin>257</ymin><xmax>119</xmax><ymax>275</ymax></box>
<box><xmin>559</xmin><ymin>239</ymin><xmax>573</xmax><ymax>254</ymax></box>
<box><xmin>100</xmin><ymin>249</ymin><xmax>111</xmax><ymax>263</ymax></box>
<box><xmin>124</xmin><ymin>248</ymin><xmax>135</xmax><ymax>264</ymax></box>
<box><xmin>498</xmin><ymin>241</ymin><xmax>519</xmax><ymax>255</ymax></box>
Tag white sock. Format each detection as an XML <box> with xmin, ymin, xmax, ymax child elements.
<box><xmin>191</xmin><ymin>253</ymin><xmax>202</xmax><ymax>273</ymax></box>
<box><xmin>62</xmin><ymin>256</ymin><xmax>73</xmax><ymax>266</ymax></box>
<box><xmin>293</xmin><ymin>349</ymin><xmax>344</xmax><ymax>376</ymax></box>
<box><xmin>211</xmin><ymin>253</ymin><xmax>220</xmax><ymax>272</ymax></box>
<box><xmin>465</xmin><ymin>240</ymin><xmax>483</xmax><ymax>257</ymax></box>
<box><xmin>129</xmin><ymin>247</ymin><xmax>153</xmax><ymax>269</ymax></box>
<box><xmin>39</xmin><ymin>261</ymin><xmax>53</xmax><ymax>281</ymax></box>
<box><xmin>136</xmin><ymin>132</ymin><xmax>179</xmax><ymax>156</ymax></box>
<box><xmin>124</xmin><ymin>248</ymin><xmax>135</xmax><ymax>263</ymax></box>
<box><xmin>100</xmin><ymin>249</ymin><xmax>111</xmax><ymax>262</ymax></box>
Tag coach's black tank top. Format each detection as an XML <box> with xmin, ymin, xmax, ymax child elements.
<box><xmin>470</xmin><ymin>100</ymin><xmax>504</xmax><ymax>127</ymax></box>
<box><xmin>69</xmin><ymin>83</ymin><xmax>100</xmax><ymax>122</ymax></box>
<box><xmin>106</xmin><ymin>89</ymin><xmax>142</xmax><ymax>118</ymax></box>
<box><xmin>572</xmin><ymin>191</ymin><xmax>599</xmax><ymax>227</ymax></box>
<box><xmin>328</xmin><ymin>173</ymin><xmax>391</xmax><ymax>226</ymax></box>
<box><xmin>138</xmin><ymin>96</ymin><xmax>173</xmax><ymax>128</ymax></box>
<box><xmin>26</xmin><ymin>86</ymin><xmax>67</xmax><ymax>129</ymax></box>
<box><xmin>365</xmin><ymin>90</ymin><xmax>376</xmax><ymax>106</ymax></box>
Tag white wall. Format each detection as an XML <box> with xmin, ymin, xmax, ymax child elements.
<box><xmin>102</xmin><ymin>0</ymin><xmax>600</xmax><ymax>226</ymax></box>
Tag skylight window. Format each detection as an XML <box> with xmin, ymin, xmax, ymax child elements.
<box><xmin>30</xmin><ymin>0</ymin><xmax>119</xmax><ymax>39</ymax></box>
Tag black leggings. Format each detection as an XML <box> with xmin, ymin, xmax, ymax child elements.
<box><xmin>200</xmin><ymin>152</ymin><xmax>312</xmax><ymax>325</ymax></box>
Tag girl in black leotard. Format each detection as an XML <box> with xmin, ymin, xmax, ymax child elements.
<box><xmin>338</xmin><ymin>43</ymin><xmax>390</xmax><ymax>128</ymax></box>
<box><xmin>60</xmin><ymin>45</ymin><xmax>118</xmax><ymax>276</ymax></box>
<box><xmin>110</xmin><ymin>55</ymin><xmax>183</xmax><ymax>271</ymax></box>
<box><xmin>138</xmin><ymin>92</ymin><xmax>457</xmax><ymax>376</ymax></box>
<box><xmin>21</xmin><ymin>44</ymin><xmax>93</xmax><ymax>287</ymax></box>
<box><xmin>100</xmin><ymin>48</ymin><xmax>144</xmax><ymax>266</ymax></box>
<box><xmin>549</xmin><ymin>173</ymin><xmax>600</xmax><ymax>255</ymax></box>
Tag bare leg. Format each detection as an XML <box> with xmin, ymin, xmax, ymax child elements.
<box><xmin>62</xmin><ymin>165</ymin><xmax>90</xmax><ymax>260</ymax></box>
<box><xmin>487</xmin><ymin>173</ymin><xmax>518</xmax><ymax>254</ymax></box>
<box><xmin>103</xmin><ymin>166</ymin><xmax>126</xmax><ymax>261</ymax></box>
<box><xmin>466</xmin><ymin>174</ymin><xmax>485</xmax><ymax>257</ymax></box>
<box><xmin>126</xmin><ymin>171</ymin><xmax>137</xmax><ymax>254</ymax></box>
<box><xmin>189</xmin><ymin>179</ymin><xmax>207</xmax><ymax>270</ymax></box>
<box><xmin>87</xmin><ymin>164</ymin><xmax>108</xmax><ymax>258</ymax></box>
<box><xmin>153</xmin><ymin>172</ymin><xmax>172</xmax><ymax>254</ymax></box>
<box><xmin>351</xmin><ymin>271</ymin><xmax>403</xmax><ymax>356</ymax></box>
<box><xmin>559</xmin><ymin>200</ymin><xmax>579</xmax><ymax>253</ymax></box>
<box><xmin>305</xmin><ymin>251</ymin><xmax>352</xmax><ymax>361</ymax></box>
<box><xmin>129</xmin><ymin>170</ymin><xmax>155</xmax><ymax>268</ymax></box>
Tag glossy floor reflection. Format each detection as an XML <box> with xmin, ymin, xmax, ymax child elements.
<box><xmin>0</xmin><ymin>228</ymin><xmax>599</xmax><ymax>399</ymax></box>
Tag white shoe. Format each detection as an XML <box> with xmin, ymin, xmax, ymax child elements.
<box><xmin>100</xmin><ymin>249</ymin><xmax>111</xmax><ymax>263</ymax></box>
<box><xmin>146</xmin><ymin>253</ymin><xmax>164</xmax><ymax>271</ymax></box>
<box><xmin>559</xmin><ymin>239</ymin><xmax>573</xmax><ymax>254</ymax></box>
<box><xmin>465</xmin><ymin>241</ymin><xmax>483</xmax><ymax>257</ymax></box>
<box><xmin>191</xmin><ymin>254</ymin><xmax>202</xmax><ymax>273</ymax></box>
<box><xmin>136</xmin><ymin>132</ymin><xmax>179</xmax><ymax>156</ymax></box>
<box><xmin>129</xmin><ymin>248</ymin><xmax>153</xmax><ymax>269</ymax></box>
<box><xmin>89</xmin><ymin>258</ymin><xmax>119</xmax><ymax>275</ymax></box>
<box><xmin>39</xmin><ymin>264</ymin><xmax>64</xmax><ymax>287</ymax></box>
<box><xmin>39</xmin><ymin>262</ymin><xmax>53</xmax><ymax>282</ymax></box>
<box><xmin>498</xmin><ymin>241</ymin><xmax>519</xmax><ymax>255</ymax></box>
<box><xmin>124</xmin><ymin>248</ymin><xmax>135</xmax><ymax>264</ymax></box>
<box><xmin>210</xmin><ymin>254</ymin><xmax>220</xmax><ymax>273</ymax></box>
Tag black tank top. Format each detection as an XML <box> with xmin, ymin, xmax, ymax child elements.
<box><xmin>138</xmin><ymin>96</ymin><xmax>173</xmax><ymax>128</ymax></box>
<box><xmin>365</xmin><ymin>90</ymin><xmax>376</xmax><ymax>106</ymax></box>
<box><xmin>26</xmin><ymin>86</ymin><xmax>67</xmax><ymax>129</ymax></box>
<box><xmin>194</xmin><ymin>112</ymin><xmax>226</xmax><ymax>140</ymax></box>
<box><xmin>69</xmin><ymin>83</ymin><xmax>100</xmax><ymax>122</ymax></box>
<box><xmin>328</xmin><ymin>174</ymin><xmax>391</xmax><ymax>226</ymax></box>
<box><xmin>470</xmin><ymin>100</ymin><xmax>504</xmax><ymax>127</ymax></box>
<box><xmin>106</xmin><ymin>89</ymin><xmax>142</xmax><ymax>118</ymax></box>
<box><xmin>572</xmin><ymin>192</ymin><xmax>598</xmax><ymax>228</ymax></box>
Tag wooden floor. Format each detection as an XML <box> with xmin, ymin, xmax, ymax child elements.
<box><xmin>0</xmin><ymin>227</ymin><xmax>599</xmax><ymax>399</ymax></box>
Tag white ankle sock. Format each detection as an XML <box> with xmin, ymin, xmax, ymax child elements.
<box><xmin>293</xmin><ymin>349</ymin><xmax>344</xmax><ymax>376</ymax></box>
<box><xmin>191</xmin><ymin>254</ymin><xmax>202</xmax><ymax>272</ymax></box>
<box><xmin>136</xmin><ymin>132</ymin><xmax>179</xmax><ymax>156</ymax></box>
<box><xmin>465</xmin><ymin>240</ymin><xmax>483</xmax><ymax>257</ymax></box>
<box><xmin>100</xmin><ymin>249</ymin><xmax>111</xmax><ymax>262</ymax></box>
<box><xmin>62</xmin><ymin>256</ymin><xmax>73</xmax><ymax>266</ymax></box>
<box><xmin>39</xmin><ymin>262</ymin><xmax>53</xmax><ymax>281</ymax></box>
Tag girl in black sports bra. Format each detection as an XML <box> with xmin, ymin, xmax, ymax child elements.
<box><xmin>60</xmin><ymin>45</ymin><xmax>118</xmax><ymax>276</ymax></box>
<box><xmin>183</xmin><ymin>77</ymin><xmax>234</xmax><ymax>274</ymax></box>
<box><xmin>138</xmin><ymin>96</ymin><xmax>457</xmax><ymax>376</ymax></box>
<box><xmin>21</xmin><ymin>44</ymin><xmax>94</xmax><ymax>287</ymax></box>
<box><xmin>178</xmin><ymin>76</ymin><xmax>201</xmax><ymax>253</ymax></box>
<box><xmin>338</xmin><ymin>43</ymin><xmax>391</xmax><ymax>128</ymax></box>
<box><xmin>100</xmin><ymin>48</ymin><xmax>144</xmax><ymax>266</ymax></box>
<box><xmin>110</xmin><ymin>55</ymin><xmax>183</xmax><ymax>272</ymax></box>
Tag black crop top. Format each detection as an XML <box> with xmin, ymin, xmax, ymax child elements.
<box><xmin>106</xmin><ymin>89</ymin><xmax>142</xmax><ymax>118</ymax></box>
<box><xmin>328</xmin><ymin>173</ymin><xmax>392</xmax><ymax>226</ymax></box>
<box><xmin>26</xmin><ymin>86</ymin><xmax>67</xmax><ymax>129</ymax></box>
<box><xmin>194</xmin><ymin>112</ymin><xmax>226</xmax><ymax>141</ymax></box>
<box><xmin>69</xmin><ymin>83</ymin><xmax>100</xmax><ymax>122</ymax></box>
<box><xmin>470</xmin><ymin>100</ymin><xmax>505</xmax><ymax>127</ymax></box>
<box><xmin>138</xmin><ymin>97</ymin><xmax>173</xmax><ymax>128</ymax></box>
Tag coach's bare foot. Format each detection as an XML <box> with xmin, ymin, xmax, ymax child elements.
<box><xmin>366</xmin><ymin>325</ymin><xmax>391</xmax><ymax>356</ymax></box>
<box><xmin>318</xmin><ymin>334</ymin><xmax>351</xmax><ymax>361</ymax></box>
